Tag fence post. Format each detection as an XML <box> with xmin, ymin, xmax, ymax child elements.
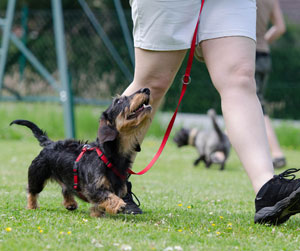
<box><xmin>113</xmin><ymin>0</ymin><xmax>134</xmax><ymax>67</ymax></box>
<box><xmin>0</xmin><ymin>0</ymin><xmax>16</xmax><ymax>94</ymax></box>
<box><xmin>19</xmin><ymin>5</ymin><xmax>28</xmax><ymax>82</ymax></box>
<box><xmin>52</xmin><ymin>0</ymin><xmax>75</xmax><ymax>139</ymax></box>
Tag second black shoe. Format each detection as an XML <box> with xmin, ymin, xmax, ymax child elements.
<box><xmin>122</xmin><ymin>181</ymin><xmax>143</xmax><ymax>215</ymax></box>
<box><xmin>255</xmin><ymin>168</ymin><xmax>300</xmax><ymax>225</ymax></box>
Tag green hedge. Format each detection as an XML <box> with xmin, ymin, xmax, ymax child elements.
<box><xmin>163</xmin><ymin>23</ymin><xmax>300</xmax><ymax>119</ymax></box>
<box><xmin>1</xmin><ymin>6</ymin><xmax>299</xmax><ymax>119</ymax></box>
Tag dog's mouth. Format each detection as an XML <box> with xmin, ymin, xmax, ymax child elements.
<box><xmin>127</xmin><ymin>97</ymin><xmax>152</xmax><ymax>120</ymax></box>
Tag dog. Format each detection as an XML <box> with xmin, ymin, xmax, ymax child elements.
<box><xmin>173</xmin><ymin>109</ymin><xmax>230</xmax><ymax>170</ymax></box>
<box><xmin>10</xmin><ymin>88</ymin><xmax>152</xmax><ymax>217</ymax></box>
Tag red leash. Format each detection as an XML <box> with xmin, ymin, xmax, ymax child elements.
<box><xmin>74</xmin><ymin>1</ymin><xmax>205</xmax><ymax>184</ymax></box>
<box><xmin>128</xmin><ymin>0</ymin><xmax>205</xmax><ymax>176</ymax></box>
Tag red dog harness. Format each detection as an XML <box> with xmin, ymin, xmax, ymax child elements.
<box><xmin>73</xmin><ymin>144</ymin><xmax>126</xmax><ymax>190</ymax></box>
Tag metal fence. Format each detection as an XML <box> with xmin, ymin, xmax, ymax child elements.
<box><xmin>1</xmin><ymin>5</ymin><xmax>300</xmax><ymax>124</ymax></box>
<box><xmin>1</xmin><ymin>7</ymin><xmax>133</xmax><ymax>104</ymax></box>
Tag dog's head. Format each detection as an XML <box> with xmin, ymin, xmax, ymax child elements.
<box><xmin>98</xmin><ymin>88</ymin><xmax>152</xmax><ymax>154</ymax></box>
<box><xmin>173</xmin><ymin>128</ymin><xmax>190</xmax><ymax>147</ymax></box>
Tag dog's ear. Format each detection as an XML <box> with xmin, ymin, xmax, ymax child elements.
<box><xmin>98</xmin><ymin>114</ymin><xmax>118</xmax><ymax>144</ymax></box>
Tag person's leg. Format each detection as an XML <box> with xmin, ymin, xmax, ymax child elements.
<box><xmin>123</xmin><ymin>48</ymin><xmax>187</xmax><ymax>153</ymax></box>
<box><xmin>123</xmin><ymin>48</ymin><xmax>187</xmax><ymax>110</ymax></box>
<box><xmin>201</xmin><ymin>36</ymin><xmax>274</xmax><ymax>194</ymax></box>
<box><xmin>121</xmin><ymin>48</ymin><xmax>187</xmax><ymax>214</ymax></box>
<box><xmin>202</xmin><ymin>36</ymin><xmax>300</xmax><ymax>225</ymax></box>
<box><xmin>254</xmin><ymin>58</ymin><xmax>286</xmax><ymax>167</ymax></box>
<box><xmin>264</xmin><ymin>115</ymin><xmax>285</xmax><ymax>159</ymax></box>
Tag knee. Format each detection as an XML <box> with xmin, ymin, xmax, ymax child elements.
<box><xmin>215</xmin><ymin>63</ymin><xmax>256</xmax><ymax>98</ymax></box>
<box><xmin>148</xmin><ymin>75</ymin><xmax>174</xmax><ymax>102</ymax></box>
<box><xmin>134</xmin><ymin>73</ymin><xmax>174</xmax><ymax>102</ymax></box>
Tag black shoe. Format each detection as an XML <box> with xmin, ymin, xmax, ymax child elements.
<box><xmin>254</xmin><ymin>168</ymin><xmax>300</xmax><ymax>225</ymax></box>
<box><xmin>122</xmin><ymin>181</ymin><xmax>143</xmax><ymax>215</ymax></box>
<box><xmin>273</xmin><ymin>157</ymin><xmax>286</xmax><ymax>169</ymax></box>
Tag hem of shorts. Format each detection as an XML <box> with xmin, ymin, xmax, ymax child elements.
<box><xmin>134</xmin><ymin>41</ymin><xmax>191</xmax><ymax>51</ymax></box>
<box><xmin>134</xmin><ymin>30</ymin><xmax>256</xmax><ymax>51</ymax></box>
<box><xmin>198</xmin><ymin>30</ymin><xmax>256</xmax><ymax>43</ymax></box>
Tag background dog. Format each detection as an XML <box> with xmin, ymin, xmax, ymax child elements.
<box><xmin>173</xmin><ymin>109</ymin><xmax>231</xmax><ymax>170</ymax></box>
<box><xmin>10</xmin><ymin>88</ymin><xmax>152</xmax><ymax>217</ymax></box>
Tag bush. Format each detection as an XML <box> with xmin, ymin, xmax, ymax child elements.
<box><xmin>163</xmin><ymin>23</ymin><xmax>300</xmax><ymax>120</ymax></box>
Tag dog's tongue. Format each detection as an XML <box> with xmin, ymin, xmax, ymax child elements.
<box><xmin>136</xmin><ymin>105</ymin><xmax>144</xmax><ymax>113</ymax></box>
<box><xmin>135</xmin><ymin>104</ymin><xmax>150</xmax><ymax>114</ymax></box>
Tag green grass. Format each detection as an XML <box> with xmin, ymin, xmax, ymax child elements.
<box><xmin>1</xmin><ymin>138</ymin><xmax>300</xmax><ymax>250</ymax></box>
<box><xmin>0</xmin><ymin>102</ymin><xmax>165</xmax><ymax>142</ymax></box>
<box><xmin>1</xmin><ymin>102</ymin><xmax>300</xmax><ymax>149</ymax></box>
<box><xmin>1</xmin><ymin>102</ymin><xmax>300</xmax><ymax>250</ymax></box>
<box><xmin>275</xmin><ymin>124</ymin><xmax>300</xmax><ymax>150</ymax></box>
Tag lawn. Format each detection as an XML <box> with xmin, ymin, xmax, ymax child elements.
<box><xmin>1</xmin><ymin>102</ymin><xmax>300</xmax><ymax>250</ymax></box>
<box><xmin>1</xmin><ymin>138</ymin><xmax>300</xmax><ymax>251</ymax></box>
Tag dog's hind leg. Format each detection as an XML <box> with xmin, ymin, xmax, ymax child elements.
<box><xmin>27</xmin><ymin>193</ymin><xmax>39</xmax><ymax>209</ymax></box>
<box><xmin>194</xmin><ymin>155</ymin><xmax>205</xmax><ymax>166</ymax></box>
<box><xmin>193</xmin><ymin>157</ymin><xmax>201</xmax><ymax>166</ymax></box>
<box><xmin>27</xmin><ymin>156</ymin><xmax>51</xmax><ymax>209</ymax></box>
<box><xmin>60</xmin><ymin>183</ymin><xmax>78</xmax><ymax>211</ymax></box>
<box><xmin>220</xmin><ymin>162</ymin><xmax>225</xmax><ymax>171</ymax></box>
<box><xmin>204</xmin><ymin>159</ymin><xmax>212</xmax><ymax>168</ymax></box>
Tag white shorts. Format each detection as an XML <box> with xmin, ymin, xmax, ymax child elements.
<box><xmin>130</xmin><ymin>0</ymin><xmax>256</xmax><ymax>52</ymax></box>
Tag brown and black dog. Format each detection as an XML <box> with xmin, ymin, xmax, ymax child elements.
<box><xmin>10</xmin><ymin>88</ymin><xmax>152</xmax><ymax>217</ymax></box>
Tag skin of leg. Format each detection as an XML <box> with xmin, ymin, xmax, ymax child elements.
<box><xmin>264</xmin><ymin>115</ymin><xmax>284</xmax><ymax>158</ymax></box>
<box><xmin>201</xmin><ymin>37</ymin><xmax>274</xmax><ymax>194</ymax></box>
<box><xmin>123</xmin><ymin>48</ymin><xmax>186</xmax><ymax>111</ymax></box>
<box><xmin>122</xmin><ymin>48</ymin><xmax>186</xmax><ymax>161</ymax></box>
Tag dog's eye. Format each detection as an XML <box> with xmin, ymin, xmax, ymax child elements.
<box><xmin>117</xmin><ymin>99</ymin><xmax>123</xmax><ymax>104</ymax></box>
<box><xmin>113</xmin><ymin>98</ymin><xmax>120</xmax><ymax>105</ymax></box>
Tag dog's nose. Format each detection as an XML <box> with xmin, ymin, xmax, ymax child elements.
<box><xmin>141</xmin><ymin>88</ymin><xmax>150</xmax><ymax>95</ymax></box>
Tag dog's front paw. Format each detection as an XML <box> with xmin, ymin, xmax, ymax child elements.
<box><xmin>26</xmin><ymin>205</ymin><xmax>39</xmax><ymax>210</ymax></box>
<box><xmin>117</xmin><ymin>201</ymin><xmax>126</xmax><ymax>214</ymax></box>
<box><xmin>90</xmin><ymin>206</ymin><xmax>105</xmax><ymax>217</ymax></box>
<box><xmin>100</xmin><ymin>194</ymin><xmax>126</xmax><ymax>215</ymax></box>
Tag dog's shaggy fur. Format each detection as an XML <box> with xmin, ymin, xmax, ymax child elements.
<box><xmin>173</xmin><ymin>109</ymin><xmax>231</xmax><ymax>170</ymax></box>
<box><xmin>10</xmin><ymin>88</ymin><xmax>152</xmax><ymax>217</ymax></box>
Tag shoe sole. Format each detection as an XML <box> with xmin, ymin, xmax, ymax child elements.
<box><xmin>123</xmin><ymin>203</ymin><xmax>143</xmax><ymax>215</ymax></box>
<box><xmin>123</xmin><ymin>210</ymin><xmax>143</xmax><ymax>215</ymax></box>
<box><xmin>254</xmin><ymin>186</ymin><xmax>300</xmax><ymax>225</ymax></box>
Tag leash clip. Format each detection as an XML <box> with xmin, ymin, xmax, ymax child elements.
<box><xmin>83</xmin><ymin>144</ymin><xmax>92</xmax><ymax>150</ymax></box>
<box><xmin>182</xmin><ymin>75</ymin><xmax>191</xmax><ymax>85</ymax></box>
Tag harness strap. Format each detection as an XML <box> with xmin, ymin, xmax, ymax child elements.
<box><xmin>127</xmin><ymin>0</ymin><xmax>205</xmax><ymax>176</ymax></box>
<box><xmin>94</xmin><ymin>147</ymin><xmax>126</xmax><ymax>180</ymax></box>
<box><xmin>73</xmin><ymin>145</ymin><xmax>126</xmax><ymax>190</ymax></box>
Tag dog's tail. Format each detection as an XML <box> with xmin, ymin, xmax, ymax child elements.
<box><xmin>10</xmin><ymin>120</ymin><xmax>52</xmax><ymax>147</ymax></box>
<box><xmin>207</xmin><ymin>109</ymin><xmax>225</xmax><ymax>141</ymax></box>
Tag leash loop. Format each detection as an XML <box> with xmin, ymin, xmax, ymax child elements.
<box><xmin>83</xmin><ymin>144</ymin><xmax>92</xmax><ymax>150</ymax></box>
<box><xmin>182</xmin><ymin>75</ymin><xmax>191</xmax><ymax>85</ymax></box>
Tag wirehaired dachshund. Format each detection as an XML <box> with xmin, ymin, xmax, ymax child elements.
<box><xmin>173</xmin><ymin>109</ymin><xmax>231</xmax><ymax>170</ymax></box>
<box><xmin>10</xmin><ymin>88</ymin><xmax>152</xmax><ymax>217</ymax></box>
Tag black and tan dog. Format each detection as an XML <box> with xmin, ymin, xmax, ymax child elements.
<box><xmin>173</xmin><ymin>109</ymin><xmax>231</xmax><ymax>170</ymax></box>
<box><xmin>10</xmin><ymin>88</ymin><xmax>152</xmax><ymax>217</ymax></box>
